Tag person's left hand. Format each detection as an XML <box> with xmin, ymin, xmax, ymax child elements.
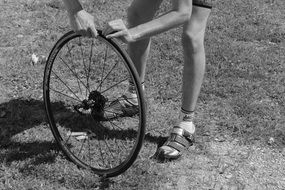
<box><xmin>103</xmin><ymin>19</ymin><xmax>135</xmax><ymax>43</ymax></box>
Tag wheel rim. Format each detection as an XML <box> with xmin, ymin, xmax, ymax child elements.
<box><xmin>44</xmin><ymin>32</ymin><xmax>145</xmax><ymax>176</ymax></box>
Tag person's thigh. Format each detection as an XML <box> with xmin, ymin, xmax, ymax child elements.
<box><xmin>128</xmin><ymin>0</ymin><xmax>163</xmax><ymax>22</ymax></box>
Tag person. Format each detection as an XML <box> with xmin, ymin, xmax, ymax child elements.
<box><xmin>62</xmin><ymin>0</ymin><xmax>98</xmax><ymax>37</ymax></box>
<box><xmin>63</xmin><ymin>0</ymin><xmax>214</xmax><ymax>160</ymax></box>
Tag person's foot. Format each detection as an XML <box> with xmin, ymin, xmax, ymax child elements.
<box><xmin>156</xmin><ymin>122</ymin><xmax>195</xmax><ymax>160</ymax></box>
<box><xmin>93</xmin><ymin>95</ymin><xmax>139</xmax><ymax>121</ymax></box>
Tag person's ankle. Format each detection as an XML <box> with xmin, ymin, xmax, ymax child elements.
<box><xmin>124</xmin><ymin>81</ymin><xmax>145</xmax><ymax>106</ymax></box>
<box><xmin>177</xmin><ymin>108</ymin><xmax>195</xmax><ymax>134</ymax></box>
<box><xmin>179</xmin><ymin>121</ymin><xmax>195</xmax><ymax>134</ymax></box>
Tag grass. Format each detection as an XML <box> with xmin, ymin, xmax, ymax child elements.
<box><xmin>0</xmin><ymin>0</ymin><xmax>285</xmax><ymax>189</ymax></box>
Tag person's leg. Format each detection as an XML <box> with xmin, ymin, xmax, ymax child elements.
<box><xmin>158</xmin><ymin>6</ymin><xmax>211</xmax><ymax>158</ymax></box>
<box><xmin>181</xmin><ymin>6</ymin><xmax>211</xmax><ymax>114</ymax></box>
<box><xmin>118</xmin><ymin>0</ymin><xmax>163</xmax><ymax>108</ymax></box>
<box><xmin>106</xmin><ymin>0</ymin><xmax>163</xmax><ymax>115</ymax></box>
<box><xmin>127</xmin><ymin>0</ymin><xmax>163</xmax><ymax>82</ymax></box>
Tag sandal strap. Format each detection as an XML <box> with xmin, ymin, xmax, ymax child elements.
<box><xmin>171</xmin><ymin>126</ymin><xmax>195</xmax><ymax>142</ymax></box>
<box><xmin>121</xmin><ymin>95</ymin><xmax>137</xmax><ymax>107</ymax></box>
<box><xmin>108</xmin><ymin>95</ymin><xmax>135</xmax><ymax>110</ymax></box>
<box><xmin>163</xmin><ymin>126</ymin><xmax>195</xmax><ymax>152</ymax></box>
<box><xmin>164</xmin><ymin>133</ymin><xmax>191</xmax><ymax>152</ymax></box>
<box><xmin>104</xmin><ymin>95</ymin><xmax>139</xmax><ymax>119</ymax></box>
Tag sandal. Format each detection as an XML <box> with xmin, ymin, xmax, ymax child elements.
<box><xmin>93</xmin><ymin>95</ymin><xmax>139</xmax><ymax>121</ymax></box>
<box><xmin>156</xmin><ymin>125</ymin><xmax>195</xmax><ymax>160</ymax></box>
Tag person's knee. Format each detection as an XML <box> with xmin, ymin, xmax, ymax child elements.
<box><xmin>182</xmin><ymin>30</ymin><xmax>204</xmax><ymax>54</ymax></box>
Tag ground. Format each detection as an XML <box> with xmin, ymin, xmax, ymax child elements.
<box><xmin>0</xmin><ymin>0</ymin><xmax>285</xmax><ymax>189</ymax></box>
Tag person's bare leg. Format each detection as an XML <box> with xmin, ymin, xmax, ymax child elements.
<box><xmin>120</xmin><ymin>0</ymin><xmax>163</xmax><ymax>107</ymax></box>
<box><xmin>127</xmin><ymin>0</ymin><xmax>163</xmax><ymax>82</ymax></box>
<box><xmin>106</xmin><ymin>0</ymin><xmax>162</xmax><ymax>112</ymax></box>
<box><xmin>159</xmin><ymin>6</ymin><xmax>211</xmax><ymax>157</ymax></box>
<box><xmin>181</xmin><ymin>6</ymin><xmax>211</xmax><ymax>113</ymax></box>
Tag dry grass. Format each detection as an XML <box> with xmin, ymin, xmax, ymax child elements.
<box><xmin>0</xmin><ymin>0</ymin><xmax>285</xmax><ymax>189</ymax></box>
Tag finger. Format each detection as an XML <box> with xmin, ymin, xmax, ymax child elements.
<box><xmin>104</xmin><ymin>25</ymin><xmax>126</xmax><ymax>37</ymax></box>
<box><xmin>89</xmin><ymin>25</ymin><xmax>98</xmax><ymax>38</ymax></box>
<box><xmin>102</xmin><ymin>27</ymin><xmax>107</xmax><ymax>36</ymax></box>
<box><xmin>102</xmin><ymin>26</ymin><xmax>112</xmax><ymax>36</ymax></box>
<box><xmin>110</xmin><ymin>19</ymin><xmax>124</xmax><ymax>25</ymax></box>
<box><xmin>108</xmin><ymin>22</ymin><xmax>126</xmax><ymax>30</ymax></box>
<box><xmin>106</xmin><ymin>30</ymin><xmax>125</xmax><ymax>38</ymax></box>
<box><xmin>73</xmin><ymin>21</ymin><xmax>87</xmax><ymax>36</ymax></box>
<box><xmin>103</xmin><ymin>27</ymin><xmax>116</xmax><ymax>36</ymax></box>
<box><xmin>103</xmin><ymin>22</ymin><xmax>125</xmax><ymax>36</ymax></box>
<box><xmin>103</xmin><ymin>22</ymin><xmax>115</xmax><ymax>36</ymax></box>
<box><xmin>74</xmin><ymin>21</ymin><xmax>90</xmax><ymax>37</ymax></box>
<box><xmin>108</xmin><ymin>19</ymin><xmax>121</xmax><ymax>25</ymax></box>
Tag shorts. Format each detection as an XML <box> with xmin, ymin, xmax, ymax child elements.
<box><xmin>193</xmin><ymin>0</ymin><xmax>216</xmax><ymax>9</ymax></box>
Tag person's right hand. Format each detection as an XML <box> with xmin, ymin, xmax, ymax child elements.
<box><xmin>68</xmin><ymin>10</ymin><xmax>98</xmax><ymax>37</ymax></box>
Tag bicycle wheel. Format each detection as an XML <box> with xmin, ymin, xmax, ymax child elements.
<box><xmin>43</xmin><ymin>31</ymin><xmax>146</xmax><ymax>177</ymax></box>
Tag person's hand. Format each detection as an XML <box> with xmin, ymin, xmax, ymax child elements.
<box><xmin>103</xmin><ymin>19</ymin><xmax>135</xmax><ymax>43</ymax></box>
<box><xmin>68</xmin><ymin>10</ymin><xmax>98</xmax><ymax>37</ymax></box>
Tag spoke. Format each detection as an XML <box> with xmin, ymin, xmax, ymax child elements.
<box><xmin>87</xmin><ymin>114</ymin><xmax>107</xmax><ymax>168</ymax></box>
<box><xmin>51</xmin><ymin>71</ymin><xmax>82</xmax><ymax>101</ymax></box>
<box><xmin>97</xmin><ymin>133</ymin><xmax>107</xmax><ymax>168</ymax></box>
<box><xmin>102</xmin><ymin>134</ymin><xmax>116</xmax><ymax>166</ymax></box>
<box><xmin>65</xmin><ymin>44</ymin><xmax>83</xmax><ymax>95</ymax></box>
<box><xmin>65</xmin><ymin>130</ymin><xmax>73</xmax><ymax>145</ymax></box>
<box><xmin>105</xmin><ymin>96</ymin><xmax>138</xmax><ymax>104</ymax></box>
<box><xmin>88</xmin><ymin>136</ymin><xmax>91</xmax><ymax>166</ymax></box>
<box><xmin>107</xmin><ymin>120</ymin><xmax>129</xmax><ymax>151</ymax></box>
<box><xmin>79</xmin><ymin>38</ymin><xmax>90</xmax><ymax>97</ymax></box>
<box><xmin>66</xmin><ymin>43</ymin><xmax>75</xmax><ymax>55</ymax></box>
<box><xmin>87</xmin><ymin>115</ymin><xmax>116</xmax><ymax>168</ymax></box>
<box><xmin>101</xmin><ymin>77</ymin><xmax>128</xmax><ymax>94</ymax></box>
<box><xmin>99</xmin><ymin>45</ymin><xmax>108</xmax><ymax>92</ymax></box>
<box><xmin>77</xmin><ymin>138</ymin><xmax>87</xmax><ymax>159</ymax></box>
<box><xmin>59</xmin><ymin>57</ymin><xmax>89</xmax><ymax>91</ymax></box>
<box><xmin>103</xmin><ymin>110</ymin><xmax>121</xmax><ymax>117</ymax></box>
<box><xmin>86</xmin><ymin>40</ymin><xmax>94</xmax><ymax>95</ymax></box>
<box><xmin>113</xmin><ymin>137</ymin><xmax>123</xmax><ymax>163</ymax></box>
<box><xmin>107</xmin><ymin>120</ymin><xmax>125</xmax><ymax>131</ymax></box>
<box><xmin>50</xmin><ymin>87</ymin><xmax>81</xmax><ymax>103</ymax></box>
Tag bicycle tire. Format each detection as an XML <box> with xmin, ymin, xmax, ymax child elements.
<box><xmin>43</xmin><ymin>30</ymin><xmax>146</xmax><ymax>177</ymax></box>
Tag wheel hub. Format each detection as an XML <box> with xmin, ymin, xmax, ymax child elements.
<box><xmin>74</xmin><ymin>90</ymin><xmax>107</xmax><ymax>120</ymax></box>
<box><xmin>88</xmin><ymin>90</ymin><xmax>107</xmax><ymax>113</ymax></box>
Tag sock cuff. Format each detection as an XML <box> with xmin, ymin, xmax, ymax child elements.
<box><xmin>181</xmin><ymin>107</ymin><xmax>194</xmax><ymax>114</ymax></box>
<box><xmin>180</xmin><ymin>108</ymin><xmax>195</xmax><ymax>122</ymax></box>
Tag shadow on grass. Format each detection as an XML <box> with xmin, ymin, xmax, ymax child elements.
<box><xmin>0</xmin><ymin>97</ymin><xmax>166</xmax><ymax>168</ymax></box>
<box><xmin>1</xmin><ymin>141</ymin><xmax>59</xmax><ymax>166</ymax></box>
<box><xmin>0</xmin><ymin>98</ymin><xmax>61</xmax><ymax>167</ymax></box>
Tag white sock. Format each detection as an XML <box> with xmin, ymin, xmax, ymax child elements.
<box><xmin>159</xmin><ymin>109</ymin><xmax>195</xmax><ymax>154</ymax></box>
<box><xmin>177</xmin><ymin>109</ymin><xmax>195</xmax><ymax>134</ymax></box>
